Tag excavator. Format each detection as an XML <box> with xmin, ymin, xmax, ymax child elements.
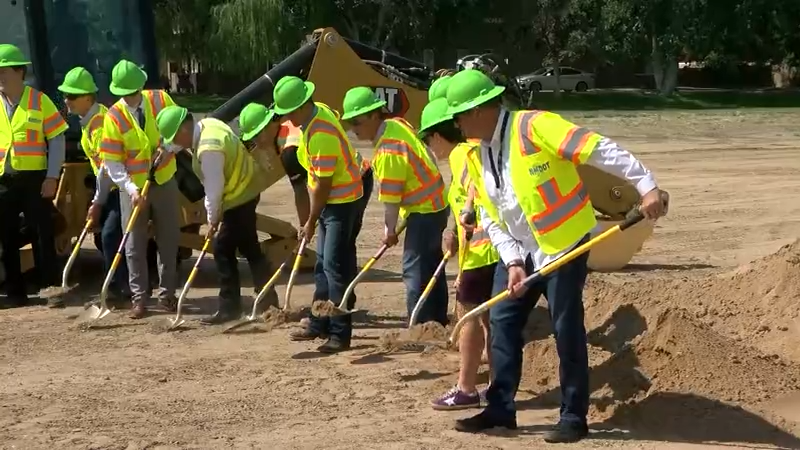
<box><xmin>0</xmin><ymin>3</ymin><xmax>652</xmax><ymax>287</ymax></box>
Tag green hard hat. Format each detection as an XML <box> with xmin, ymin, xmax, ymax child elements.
<box><xmin>273</xmin><ymin>76</ymin><xmax>315</xmax><ymax>115</ymax></box>
<box><xmin>0</xmin><ymin>44</ymin><xmax>31</xmax><ymax>68</ymax></box>
<box><xmin>58</xmin><ymin>67</ymin><xmax>98</xmax><ymax>95</ymax></box>
<box><xmin>341</xmin><ymin>86</ymin><xmax>387</xmax><ymax>121</ymax></box>
<box><xmin>239</xmin><ymin>102</ymin><xmax>275</xmax><ymax>141</ymax></box>
<box><xmin>446</xmin><ymin>69</ymin><xmax>506</xmax><ymax>115</ymax></box>
<box><xmin>428</xmin><ymin>75</ymin><xmax>452</xmax><ymax>101</ymax></box>
<box><xmin>156</xmin><ymin>105</ymin><xmax>189</xmax><ymax>144</ymax></box>
<box><xmin>418</xmin><ymin>98</ymin><xmax>454</xmax><ymax>134</ymax></box>
<box><xmin>109</xmin><ymin>59</ymin><xmax>148</xmax><ymax>96</ymax></box>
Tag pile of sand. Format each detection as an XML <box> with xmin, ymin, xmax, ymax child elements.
<box><xmin>520</xmin><ymin>240</ymin><xmax>800</xmax><ymax>435</ymax></box>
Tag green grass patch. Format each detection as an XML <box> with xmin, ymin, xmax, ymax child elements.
<box><xmin>174</xmin><ymin>89</ymin><xmax>800</xmax><ymax>114</ymax></box>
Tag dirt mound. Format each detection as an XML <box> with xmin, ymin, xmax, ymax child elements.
<box><xmin>521</xmin><ymin>241</ymin><xmax>800</xmax><ymax>435</ymax></box>
<box><xmin>378</xmin><ymin>321</ymin><xmax>448</xmax><ymax>353</ymax></box>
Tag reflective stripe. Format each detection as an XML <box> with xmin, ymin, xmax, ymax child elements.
<box><xmin>469</xmin><ymin>227</ymin><xmax>490</xmax><ymax>247</ymax></box>
<box><xmin>146</xmin><ymin>90</ymin><xmax>166</xmax><ymax>116</ymax></box>
<box><xmin>305</xmin><ymin>118</ymin><xmax>362</xmax><ymax>200</ymax></box>
<box><xmin>558</xmin><ymin>126</ymin><xmax>596</xmax><ymax>164</ymax></box>
<box><xmin>199</xmin><ymin>138</ymin><xmax>222</xmax><ymax>147</ymax></box>
<box><xmin>530</xmin><ymin>179</ymin><xmax>590</xmax><ymax>234</ymax></box>
<box><xmin>43</xmin><ymin>112</ymin><xmax>64</xmax><ymax>135</ymax></box>
<box><xmin>378</xmin><ymin>139</ymin><xmax>446</xmax><ymax>210</ymax></box>
<box><xmin>379</xmin><ymin>178</ymin><xmax>404</xmax><ymax>195</ymax></box>
<box><xmin>108</xmin><ymin>106</ymin><xmax>133</xmax><ymax>134</ymax></box>
<box><xmin>517</xmin><ymin>111</ymin><xmax>544</xmax><ymax>156</ymax></box>
<box><xmin>99</xmin><ymin>139</ymin><xmax>125</xmax><ymax>155</ymax></box>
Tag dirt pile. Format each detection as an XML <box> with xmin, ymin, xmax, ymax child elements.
<box><xmin>378</xmin><ymin>321</ymin><xmax>448</xmax><ymax>353</ymax></box>
<box><xmin>520</xmin><ymin>240</ymin><xmax>800</xmax><ymax>433</ymax></box>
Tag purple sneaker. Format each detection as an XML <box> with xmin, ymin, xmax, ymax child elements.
<box><xmin>431</xmin><ymin>386</ymin><xmax>481</xmax><ymax>411</ymax></box>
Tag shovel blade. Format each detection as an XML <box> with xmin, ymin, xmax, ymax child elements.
<box><xmin>222</xmin><ymin>318</ymin><xmax>257</xmax><ymax>334</ymax></box>
<box><xmin>168</xmin><ymin>318</ymin><xmax>185</xmax><ymax>330</ymax></box>
<box><xmin>75</xmin><ymin>305</ymin><xmax>111</xmax><ymax>325</ymax></box>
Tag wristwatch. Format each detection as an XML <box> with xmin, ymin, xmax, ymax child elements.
<box><xmin>506</xmin><ymin>259</ymin><xmax>525</xmax><ymax>269</ymax></box>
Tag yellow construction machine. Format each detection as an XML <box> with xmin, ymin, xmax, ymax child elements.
<box><xmin>13</xmin><ymin>25</ymin><xmax>652</xmax><ymax>282</ymax></box>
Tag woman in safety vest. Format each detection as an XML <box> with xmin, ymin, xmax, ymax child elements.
<box><xmin>446</xmin><ymin>69</ymin><xmax>667</xmax><ymax>443</ymax></box>
<box><xmin>341</xmin><ymin>86</ymin><xmax>450</xmax><ymax>327</ymax></box>
<box><xmin>57</xmin><ymin>66</ymin><xmax>131</xmax><ymax>308</ymax></box>
<box><xmin>419</xmin><ymin>96</ymin><xmax>504</xmax><ymax>411</ymax></box>
<box><xmin>155</xmin><ymin>105</ymin><xmax>278</xmax><ymax>323</ymax></box>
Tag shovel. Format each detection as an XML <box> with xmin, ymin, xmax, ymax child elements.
<box><xmin>448</xmin><ymin>203</ymin><xmax>659</xmax><ymax>346</ymax></box>
<box><xmin>39</xmin><ymin>218</ymin><xmax>93</xmax><ymax>306</ymax></box>
<box><xmin>222</xmin><ymin>238</ymin><xmax>307</xmax><ymax>333</ymax></box>
<box><xmin>77</xmin><ymin>158</ymin><xmax>161</xmax><ymax>326</ymax></box>
<box><xmin>312</xmin><ymin>220</ymin><xmax>408</xmax><ymax>318</ymax></box>
<box><xmin>162</xmin><ymin>235</ymin><xmax>212</xmax><ymax>331</ymax></box>
<box><xmin>408</xmin><ymin>250</ymin><xmax>451</xmax><ymax>327</ymax></box>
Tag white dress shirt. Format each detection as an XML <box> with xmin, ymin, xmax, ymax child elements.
<box><xmin>478</xmin><ymin>107</ymin><xmax>658</xmax><ymax>270</ymax></box>
<box><xmin>193</xmin><ymin>121</ymin><xmax>225</xmax><ymax>224</ymax></box>
<box><xmin>105</xmin><ymin>96</ymin><xmax>180</xmax><ymax>196</ymax></box>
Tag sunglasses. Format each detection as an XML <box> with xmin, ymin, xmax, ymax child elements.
<box><xmin>63</xmin><ymin>94</ymin><xmax>88</xmax><ymax>101</ymax></box>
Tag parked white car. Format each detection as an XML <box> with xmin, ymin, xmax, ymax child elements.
<box><xmin>516</xmin><ymin>66</ymin><xmax>595</xmax><ymax>92</ymax></box>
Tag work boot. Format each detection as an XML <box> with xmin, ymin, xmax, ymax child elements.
<box><xmin>542</xmin><ymin>421</ymin><xmax>589</xmax><ymax>443</ymax></box>
<box><xmin>129</xmin><ymin>300</ymin><xmax>147</xmax><ymax>319</ymax></box>
<box><xmin>200</xmin><ymin>298</ymin><xmax>242</xmax><ymax>325</ymax></box>
<box><xmin>317</xmin><ymin>336</ymin><xmax>350</xmax><ymax>354</ymax></box>
<box><xmin>46</xmin><ymin>297</ymin><xmax>65</xmax><ymax>309</ymax></box>
<box><xmin>157</xmin><ymin>295</ymin><xmax>178</xmax><ymax>313</ymax></box>
<box><xmin>454</xmin><ymin>410</ymin><xmax>517</xmax><ymax>433</ymax></box>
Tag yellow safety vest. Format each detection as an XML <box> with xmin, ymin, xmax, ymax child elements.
<box><xmin>81</xmin><ymin>104</ymin><xmax>108</xmax><ymax>175</ymax></box>
<box><xmin>448</xmin><ymin>141</ymin><xmax>499</xmax><ymax>270</ymax></box>
<box><xmin>192</xmin><ymin>118</ymin><xmax>267</xmax><ymax>211</ymax></box>
<box><xmin>466</xmin><ymin>110</ymin><xmax>599</xmax><ymax>255</ymax></box>
<box><xmin>0</xmin><ymin>86</ymin><xmax>68</xmax><ymax>175</ymax></box>
<box><xmin>372</xmin><ymin>117</ymin><xmax>447</xmax><ymax>216</ymax></box>
<box><xmin>296</xmin><ymin>102</ymin><xmax>363</xmax><ymax>204</ymax></box>
<box><xmin>99</xmin><ymin>90</ymin><xmax>177</xmax><ymax>188</ymax></box>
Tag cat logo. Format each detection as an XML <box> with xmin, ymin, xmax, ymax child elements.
<box><xmin>372</xmin><ymin>86</ymin><xmax>410</xmax><ymax>117</ymax></box>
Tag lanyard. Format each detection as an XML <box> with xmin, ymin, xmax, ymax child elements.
<box><xmin>487</xmin><ymin>111</ymin><xmax>510</xmax><ymax>188</ymax></box>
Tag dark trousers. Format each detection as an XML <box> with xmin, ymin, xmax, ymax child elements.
<box><xmin>310</xmin><ymin>170</ymin><xmax>373</xmax><ymax>341</ymax></box>
<box><xmin>486</xmin><ymin>237</ymin><xmax>591</xmax><ymax>425</ymax></box>
<box><xmin>0</xmin><ymin>170</ymin><xmax>58</xmax><ymax>300</ymax></box>
<box><xmin>402</xmin><ymin>207</ymin><xmax>449</xmax><ymax>326</ymax></box>
<box><xmin>92</xmin><ymin>189</ymin><xmax>130</xmax><ymax>295</ymax></box>
<box><xmin>213</xmin><ymin>195</ymin><xmax>271</xmax><ymax>307</ymax></box>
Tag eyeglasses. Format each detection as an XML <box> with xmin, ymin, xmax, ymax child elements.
<box><xmin>63</xmin><ymin>94</ymin><xmax>86</xmax><ymax>101</ymax></box>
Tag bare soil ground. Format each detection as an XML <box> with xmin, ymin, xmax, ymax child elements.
<box><xmin>3</xmin><ymin>110</ymin><xmax>800</xmax><ymax>450</ymax></box>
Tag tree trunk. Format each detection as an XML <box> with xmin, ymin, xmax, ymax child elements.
<box><xmin>650</xmin><ymin>35</ymin><xmax>678</xmax><ymax>96</ymax></box>
<box><xmin>553</xmin><ymin>64</ymin><xmax>562</xmax><ymax>98</ymax></box>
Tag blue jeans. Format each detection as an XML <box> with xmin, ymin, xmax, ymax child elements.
<box><xmin>310</xmin><ymin>170</ymin><xmax>373</xmax><ymax>341</ymax></box>
<box><xmin>402</xmin><ymin>207</ymin><xmax>449</xmax><ymax>326</ymax></box>
<box><xmin>485</xmin><ymin>236</ymin><xmax>590</xmax><ymax>425</ymax></box>
<box><xmin>93</xmin><ymin>190</ymin><xmax>130</xmax><ymax>295</ymax></box>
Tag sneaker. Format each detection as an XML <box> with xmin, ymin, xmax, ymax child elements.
<box><xmin>431</xmin><ymin>386</ymin><xmax>481</xmax><ymax>411</ymax></box>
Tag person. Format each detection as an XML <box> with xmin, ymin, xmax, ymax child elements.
<box><xmin>446</xmin><ymin>69</ymin><xmax>667</xmax><ymax>443</ymax></box>
<box><xmin>56</xmin><ymin>66</ymin><xmax>130</xmax><ymax>308</ymax></box>
<box><xmin>270</xmin><ymin>76</ymin><xmax>372</xmax><ymax>353</ymax></box>
<box><xmin>342</xmin><ymin>86</ymin><xmax>449</xmax><ymax>326</ymax></box>
<box><xmin>238</xmin><ymin>103</ymin><xmax>372</xmax><ymax>333</ymax></box>
<box><xmin>155</xmin><ymin>105</ymin><xmax>278</xmax><ymax>323</ymax></box>
<box><xmin>0</xmin><ymin>44</ymin><xmax>68</xmax><ymax>308</ymax></box>
<box><xmin>99</xmin><ymin>59</ymin><xmax>181</xmax><ymax>319</ymax></box>
<box><xmin>418</xmin><ymin>96</ymin><xmax>502</xmax><ymax>410</ymax></box>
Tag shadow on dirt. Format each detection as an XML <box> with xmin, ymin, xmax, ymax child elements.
<box><xmin>617</xmin><ymin>262</ymin><xmax>716</xmax><ymax>272</ymax></box>
<box><xmin>292</xmin><ymin>344</ymin><xmax>375</xmax><ymax>360</ymax></box>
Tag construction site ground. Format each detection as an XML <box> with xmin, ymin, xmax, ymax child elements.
<box><xmin>3</xmin><ymin>109</ymin><xmax>800</xmax><ymax>450</ymax></box>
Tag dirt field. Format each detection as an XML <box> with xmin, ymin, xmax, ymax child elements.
<box><xmin>3</xmin><ymin>109</ymin><xmax>800</xmax><ymax>450</ymax></box>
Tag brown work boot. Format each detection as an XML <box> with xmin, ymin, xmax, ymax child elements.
<box><xmin>129</xmin><ymin>300</ymin><xmax>147</xmax><ymax>319</ymax></box>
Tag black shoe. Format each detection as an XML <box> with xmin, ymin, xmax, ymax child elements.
<box><xmin>454</xmin><ymin>410</ymin><xmax>517</xmax><ymax>433</ymax></box>
<box><xmin>200</xmin><ymin>309</ymin><xmax>242</xmax><ymax>325</ymax></box>
<box><xmin>317</xmin><ymin>337</ymin><xmax>350</xmax><ymax>354</ymax></box>
<box><xmin>543</xmin><ymin>421</ymin><xmax>589</xmax><ymax>443</ymax></box>
<box><xmin>289</xmin><ymin>328</ymin><xmax>324</xmax><ymax>341</ymax></box>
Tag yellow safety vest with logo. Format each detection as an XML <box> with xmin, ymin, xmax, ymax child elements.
<box><xmin>0</xmin><ymin>86</ymin><xmax>68</xmax><ymax>175</ymax></box>
<box><xmin>99</xmin><ymin>90</ymin><xmax>177</xmax><ymax>188</ymax></box>
<box><xmin>81</xmin><ymin>104</ymin><xmax>108</xmax><ymax>175</ymax></box>
<box><xmin>466</xmin><ymin>110</ymin><xmax>599</xmax><ymax>255</ymax></box>
<box><xmin>192</xmin><ymin>118</ymin><xmax>268</xmax><ymax>211</ymax></box>
<box><xmin>372</xmin><ymin>117</ymin><xmax>447</xmax><ymax>217</ymax></box>
<box><xmin>296</xmin><ymin>102</ymin><xmax>364</xmax><ymax>204</ymax></box>
<box><xmin>448</xmin><ymin>141</ymin><xmax>499</xmax><ymax>270</ymax></box>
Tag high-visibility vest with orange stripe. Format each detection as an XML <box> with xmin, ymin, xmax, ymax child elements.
<box><xmin>448</xmin><ymin>141</ymin><xmax>499</xmax><ymax>270</ymax></box>
<box><xmin>466</xmin><ymin>110</ymin><xmax>598</xmax><ymax>255</ymax></box>
<box><xmin>373</xmin><ymin>117</ymin><xmax>447</xmax><ymax>216</ymax></box>
<box><xmin>99</xmin><ymin>90</ymin><xmax>177</xmax><ymax>188</ymax></box>
<box><xmin>0</xmin><ymin>86</ymin><xmax>68</xmax><ymax>175</ymax></box>
<box><xmin>296</xmin><ymin>103</ymin><xmax>363</xmax><ymax>204</ymax></box>
<box><xmin>80</xmin><ymin>104</ymin><xmax>108</xmax><ymax>175</ymax></box>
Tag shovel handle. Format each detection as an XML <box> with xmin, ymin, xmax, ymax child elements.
<box><xmin>408</xmin><ymin>250</ymin><xmax>451</xmax><ymax>327</ymax></box>
<box><xmin>61</xmin><ymin>218</ymin><xmax>92</xmax><ymax>288</ymax></box>
<box><xmin>171</xmin><ymin>237</ymin><xmax>212</xmax><ymax>325</ymax></box>
<box><xmin>282</xmin><ymin>238</ymin><xmax>307</xmax><ymax>311</ymax></box>
<box><xmin>448</xmin><ymin>208</ymin><xmax>649</xmax><ymax>345</ymax></box>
